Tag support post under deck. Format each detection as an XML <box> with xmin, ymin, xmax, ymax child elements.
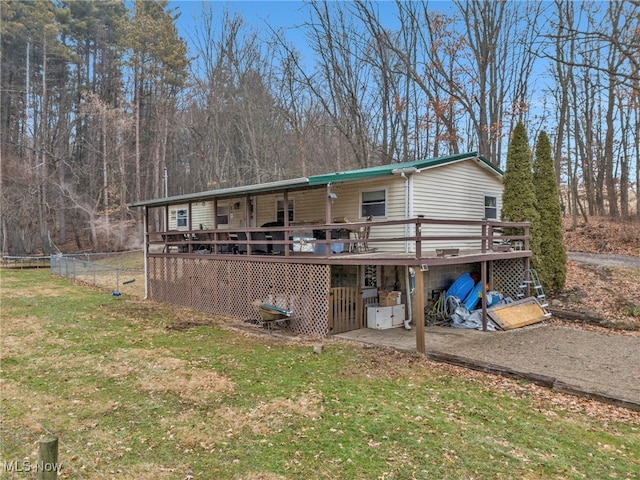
<box><xmin>414</xmin><ymin>267</ymin><xmax>425</xmax><ymax>354</ymax></box>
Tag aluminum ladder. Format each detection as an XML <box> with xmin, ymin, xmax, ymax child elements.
<box><xmin>518</xmin><ymin>269</ymin><xmax>552</xmax><ymax>317</ymax></box>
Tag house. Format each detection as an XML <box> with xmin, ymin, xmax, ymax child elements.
<box><xmin>129</xmin><ymin>152</ymin><xmax>532</xmax><ymax>353</ymax></box>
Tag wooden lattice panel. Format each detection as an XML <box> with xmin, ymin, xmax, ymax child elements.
<box><xmin>148</xmin><ymin>257</ymin><xmax>330</xmax><ymax>337</ymax></box>
<box><xmin>492</xmin><ymin>258</ymin><xmax>526</xmax><ymax>299</ymax></box>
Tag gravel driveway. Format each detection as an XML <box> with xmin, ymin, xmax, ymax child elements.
<box><xmin>568</xmin><ymin>252</ymin><xmax>640</xmax><ymax>269</ymax></box>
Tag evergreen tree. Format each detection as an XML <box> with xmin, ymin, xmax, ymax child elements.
<box><xmin>501</xmin><ymin>122</ymin><xmax>542</xmax><ymax>275</ymax></box>
<box><xmin>533</xmin><ymin>131</ymin><xmax>567</xmax><ymax>292</ymax></box>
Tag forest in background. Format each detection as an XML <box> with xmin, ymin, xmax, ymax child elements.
<box><xmin>1</xmin><ymin>0</ymin><xmax>638</xmax><ymax>254</ymax></box>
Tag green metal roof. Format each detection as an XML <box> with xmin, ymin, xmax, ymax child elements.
<box><xmin>307</xmin><ymin>151</ymin><xmax>501</xmax><ymax>185</ymax></box>
<box><xmin>128</xmin><ymin>177</ymin><xmax>310</xmax><ymax>208</ymax></box>
<box><xmin>128</xmin><ymin>152</ymin><xmax>502</xmax><ymax>208</ymax></box>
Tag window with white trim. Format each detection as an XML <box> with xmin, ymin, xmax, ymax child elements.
<box><xmin>177</xmin><ymin>209</ymin><xmax>188</xmax><ymax>227</ymax></box>
<box><xmin>361</xmin><ymin>189</ymin><xmax>386</xmax><ymax>218</ymax></box>
<box><xmin>216</xmin><ymin>204</ymin><xmax>229</xmax><ymax>225</ymax></box>
<box><xmin>276</xmin><ymin>199</ymin><xmax>294</xmax><ymax>223</ymax></box>
<box><xmin>484</xmin><ymin>195</ymin><xmax>497</xmax><ymax>219</ymax></box>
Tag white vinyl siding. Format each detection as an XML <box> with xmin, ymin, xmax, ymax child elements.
<box><xmin>412</xmin><ymin>159</ymin><xmax>503</xmax><ymax>250</ymax></box>
<box><xmin>191</xmin><ymin>201</ymin><xmax>219</xmax><ymax>229</ymax></box>
<box><xmin>165</xmin><ymin>157</ymin><xmax>502</xmax><ymax>253</ymax></box>
<box><xmin>251</xmin><ymin>194</ymin><xmax>301</xmax><ymax>226</ymax></box>
<box><xmin>289</xmin><ymin>190</ymin><xmax>329</xmax><ymax>224</ymax></box>
<box><xmin>169</xmin><ymin>201</ymin><xmax>232</xmax><ymax>230</ymax></box>
<box><xmin>332</xmin><ymin>177</ymin><xmax>407</xmax><ymax>252</ymax></box>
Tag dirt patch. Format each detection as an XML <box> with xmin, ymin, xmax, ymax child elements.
<box><xmin>135</xmin><ymin>364</ymin><xmax>235</xmax><ymax>403</ymax></box>
<box><xmin>0</xmin><ymin>315</ymin><xmax>75</xmax><ymax>359</ymax></box>
<box><xmin>550</xmin><ymin>261</ymin><xmax>640</xmax><ymax>330</ymax></box>
<box><xmin>0</xmin><ymin>283</ymin><xmax>78</xmax><ymax>299</ymax></box>
<box><xmin>92</xmin><ymin>347</ymin><xmax>236</xmax><ymax>403</ymax></box>
<box><xmin>162</xmin><ymin>391</ymin><xmax>324</xmax><ymax>450</ymax></box>
<box><xmin>562</xmin><ymin>216</ymin><xmax>640</xmax><ymax>256</ymax></box>
<box><xmin>551</xmin><ymin>216</ymin><xmax>640</xmax><ymax>330</ymax></box>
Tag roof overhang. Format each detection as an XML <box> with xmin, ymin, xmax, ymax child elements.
<box><xmin>128</xmin><ymin>177</ymin><xmax>310</xmax><ymax>208</ymax></box>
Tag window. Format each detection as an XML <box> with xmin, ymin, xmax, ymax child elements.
<box><xmin>177</xmin><ymin>209</ymin><xmax>188</xmax><ymax>227</ymax></box>
<box><xmin>484</xmin><ymin>195</ymin><xmax>497</xmax><ymax>219</ymax></box>
<box><xmin>216</xmin><ymin>204</ymin><xmax>229</xmax><ymax>225</ymax></box>
<box><xmin>276</xmin><ymin>199</ymin><xmax>294</xmax><ymax>223</ymax></box>
<box><xmin>361</xmin><ymin>189</ymin><xmax>386</xmax><ymax>218</ymax></box>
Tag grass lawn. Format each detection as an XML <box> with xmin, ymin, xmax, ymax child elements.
<box><xmin>1</xmin><ymin>269</ymin><xmax>638</xmax><ymax>479</ymax></box>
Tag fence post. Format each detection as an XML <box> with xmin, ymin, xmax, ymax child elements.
<box><xmin>36</xmin><ymin>435</ymin><xmax>59</xmax><ymax>479</ymax></box>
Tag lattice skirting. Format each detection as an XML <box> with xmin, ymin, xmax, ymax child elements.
<box><xmin>492</xmin><ymin>258</ymin><xmax>526</xmax><ymax>299</ymax></box>
<box><xmin>147</xmin><ymin>257</ymin><xmax>331</xmax><ymax>337</ymax></box>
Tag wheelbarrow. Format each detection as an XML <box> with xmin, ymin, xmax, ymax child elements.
<box><xmin>252</xmin><ymin>301</ymin><xmax>293</xmax><ymax>330</ymax></box>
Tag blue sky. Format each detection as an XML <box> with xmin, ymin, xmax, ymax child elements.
<box><xmin>169</xmin><ymin>0</ymin><xmax>458</xmax><ymax>73</ymax></box>
<box><xmin>172</xmin><ymin>0</ymin><xmax>311</xmax><ymax>28</ymax></box>
<box><xmin>171</xmin><ymin>1</ymin><xmax>314</xmax><ymax>45</ymax></box>
<box><xmin>170</xmin><ymin>1</ymin><xmax>458</xmax><ymax>35</ymax></box>
<box><xmin>170</xmin><ymin>1</ymin><xmax>317</xmax><ymax>70</ymax></box>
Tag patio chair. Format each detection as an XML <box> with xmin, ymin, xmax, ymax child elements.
<box><xmin>351</xmin><ymin>216</ymin><xmax>372</xmax><ymax>252</ymax></box>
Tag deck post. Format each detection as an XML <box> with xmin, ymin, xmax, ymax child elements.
<box><xmin>284</xmin><ymin>191</ymin><xmax>290</xmax><ymax>257</ymax></box>
<box><xmin>415</xmin><ymin>219</ymin><xmax>422</xmax><ymax>259</ymax></box>
<box><xmin>481</xmin><ymin>221</ymin><xmax>487</xmax><ymax>253</ymax></box>
<box><xmin>481</xmin><ymin>260</ymin><xmax>488</xmax><ymax>331</ymax></box>
<box><xmin>325</xmin><ymin>184</ymin><xmax>333</xmax><ymax>256</ymax></box>
<box><xmin>356</xmin><ymin>267</ymin><xmax>363</xmax><ymax>328</ymax></box>
<box><xmin>414</xmin><ymin>267</ymin><xmax>425</xmax><ymax>354</ymax></box>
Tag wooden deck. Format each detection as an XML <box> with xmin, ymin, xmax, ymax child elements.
<box><xmin>142</xmin><ymin>218</ymin><xmax>534</xmax><ymax>352</ymax></box>
<box><xmin>146</xmin><ymin>218</ymin><xmax>532</xmax><ymax>267</ymax></box>
<box><xmin>148</xmin><ymin>247</ymin><xmax>531</xmax><ymax>267</ymax></box>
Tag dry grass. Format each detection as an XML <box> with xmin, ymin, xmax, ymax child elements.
<box><xmin>556</xmin><ymin>216</ymin><xmax>640</xmax><ymax>330</ymax></box>
<box><xmin>1</xmin><ymin>268</ymin><xmax>638</xmax><ymax>480</ymax></box>
<box><xmin>562</xmin><ymin>215</ymin><xmax>640</xmax><ymax>256</ymax></box>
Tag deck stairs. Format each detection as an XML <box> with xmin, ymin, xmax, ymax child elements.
<box><xmin>517</xmin><ymin>269</ymin><xmax>552</xmax><ymax>318</ymax></box>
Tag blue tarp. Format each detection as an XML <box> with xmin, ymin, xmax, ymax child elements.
<box><xmin>462</xmin><ymin>281</ymin><xmax>483</xmax><ymax>310</ymax></box>
<box><xmin>445</xmin><ymin>273</ymin><xmax>475</xmax><ymax>301</ymax></box>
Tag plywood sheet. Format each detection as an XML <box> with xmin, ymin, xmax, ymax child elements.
<box><xmin>488</xmin><ymin>297</ymin><xmax>546</xmax><ymax>330</ymax></box>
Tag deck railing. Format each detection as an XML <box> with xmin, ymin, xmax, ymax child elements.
<box><xmin>147</xmin><ymin>218</ymin><xmax>530</xmax><ymax>259</ymax></box>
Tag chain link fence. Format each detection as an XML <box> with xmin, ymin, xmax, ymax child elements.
<box><xmin>50</xmin><ymin>251</ymin><xmax>145</xmax><ymax>298</ymax></box>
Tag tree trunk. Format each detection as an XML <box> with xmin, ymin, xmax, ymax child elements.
<box><xmin>102</xmin><ymin>108</ymin><xmax>110</xmax><ymax>249</ymax></box>
<box><xmin>603</xmin><ymin>71</ymin><xmax>619</xmax><ymax>217</ymax></box>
